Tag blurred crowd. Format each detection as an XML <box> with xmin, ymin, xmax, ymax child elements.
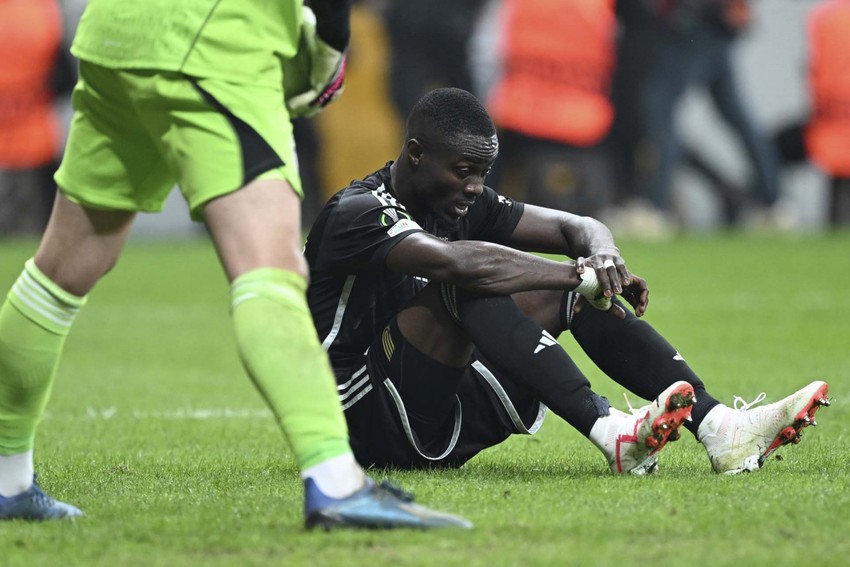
<box><xmin>2</xmin><ymin>0</ymin><xmax>848</xmax><ymax>238</ymax></box>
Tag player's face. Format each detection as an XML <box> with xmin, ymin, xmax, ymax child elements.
<box><xmin>414</xmin><ymin>133</ymin><xmax>498</xmax><ymax>222</ymax></box>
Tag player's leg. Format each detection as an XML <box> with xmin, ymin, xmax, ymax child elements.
<box><xmin>0</xmin><ymin>194</ymin><xmax>135</xmax><ymax>520</ymax></box>
<box><xmin>439</xmin><ymin>285</ymin><xmax>609</xmax><ymax>435</ymax></box>
<box><xmin>407</xmin><ymin>284</ymin><xmax>694</xmax><ymax>474</ymax></box>
<box><xmin>340</xmin><ymin>316</ymin><xmax>473</xmax><ymax>469</ymax></box>
<box><xmin>202</xmin><ymin>178</ymin><xmax>470</xmax><ymax>529</ymax></box>
<box><xmin>558</xmin><ymin>291</ymin><xmax>830</xmax><ymax>474</ymax></box>
<box><xmin>394</xmin><ymin>286</ymin><xmax>476</xmax><ymax>438</ymax></box>
<box><xmin>203</xmin><ymin>178</ymin><xmax>363</xmax><ymax>488</ymax></box>
<box><xmin>341</xmin><ymin>283</ymin><xmax>526</xmax><ymax>469</ymax></box>
<box><xmin>136</xmin><ymin>70</ymin><xmax>363</xmax><ymax>501</ymax></box>
<box><xmin>554</xmin><ymin>292</ymin><xmax>720</xmax><ymax>428</ymax></box>
<box><xmin>0</xmin><ymin>60</ymin><xmax>159</xmax><ymax>521</ymax></box>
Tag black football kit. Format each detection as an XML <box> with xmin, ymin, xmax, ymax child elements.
<box><xmin>305</xmin><ymin>163</ymin><xmax>546</xmax><ymax>468</ymax></box>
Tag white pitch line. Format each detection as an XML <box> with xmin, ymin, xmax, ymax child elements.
<box><xmin>43</xmin><ymin>407</ymin><xmax>274</xmax><ymax>421</ymax></box>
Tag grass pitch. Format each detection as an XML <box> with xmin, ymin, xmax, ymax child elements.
<box><xmin>1</xmin><ymin>232</ymin><xmax>848</xmax><ymax>566</ymax></box>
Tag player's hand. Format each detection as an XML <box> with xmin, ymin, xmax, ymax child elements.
<box><xmin>285</xmin><ymin>7</ymin><xmax>348</xmax><ymax>119</ymax></box>
<box><xmin>619</xmin><ymin>273</ymin><xmax>649</xmax><ymax>317</ymax></box>
<box><xmin>572</xmin><ymin>252</ymin><xmax>636</xmax><ymax>319</ymax></box>
<box><xmin>575</xmin><ymin>252</ymin><xmax>632</xmax><ymax>298</ymax></box>
<box><xmin>572</xmin><ymin>272</ymin><xmax>649</xmax><ymax>319</ymax></box>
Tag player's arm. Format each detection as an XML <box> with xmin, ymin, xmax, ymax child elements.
<box><xmin>507</xmin><ymin>204</ymin><xmax>633</xmax><ymax>298</ymax></box>
<box><xmin>385</xmin><ymin>231</ymin><xmax>582</xmax><ymax>296</ymax></box>
<box><xmin>383</xmin><ymin>225</ymin><xmax>643</xmax><ymax>318</ymax></box>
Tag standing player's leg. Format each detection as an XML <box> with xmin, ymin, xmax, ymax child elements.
<box><xmin>203</xmin><ymin>178</ymin><xmax>363</xmax><ymax>493</ymax></box>
<box><xmin>144</xmin><ymin>69</ymin><xmax>367</xmax><ymax>508</ymax></box>
<box><xmin>1</xmin><ymin>59</ymin><xmax>179</xmax><ymax>521</ymax></box>
<box><xmin>203</xmin><ymin>179</ymin><xmax>471</xmax><ymax>529</ymax></box>
<box><xmin>94</xmin><ymin>62</ymin><xmax>469</xmax><ymax>529</ymax></box>
<box><xmin>0</xmin><ymin>193</ymin><xmax>135</xmax><ymax>520</ymax></box>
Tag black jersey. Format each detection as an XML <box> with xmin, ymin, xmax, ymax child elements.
<box><xmin>305</xmin><ymin>162</ymin><xmax>525</xmax><ymax>376</ymax></box>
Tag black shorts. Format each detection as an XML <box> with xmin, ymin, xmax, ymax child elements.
<box><xmin>336</xmin><ymin>319</ymin><xmax>547</xmax><ymax>469</ymax></box>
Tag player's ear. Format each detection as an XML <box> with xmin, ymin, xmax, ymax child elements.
<box><xmin>407</xmin><ymin>138</ymin><xmax>424</xmax><ymax>167</ymax></box>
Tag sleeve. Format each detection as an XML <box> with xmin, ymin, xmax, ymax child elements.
<box><xmin>466</xmin><ymin>187</ymin><xmax>526</xmax><ymax>243</ymax></box>
<box><xmin>311</xmin><ymin>191</ymin><xmax>425</xmax><ymax>274</ymax></box>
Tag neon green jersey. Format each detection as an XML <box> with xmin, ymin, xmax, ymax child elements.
<box><xmin>70</xmin><ymin>0</ymin><xmax>302</xmax><ymax>87</ymax></box>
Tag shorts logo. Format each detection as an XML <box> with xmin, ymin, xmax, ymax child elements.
<box><xmin>382</xmin><ymin>326</ymin><xmax>395</xmax><ymax>360</ymax></box>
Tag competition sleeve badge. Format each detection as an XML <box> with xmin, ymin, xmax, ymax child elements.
<box><xmin>380</xmin><ymin>208</ymin><xmax>421</xmax><ymax>237</ymax></box>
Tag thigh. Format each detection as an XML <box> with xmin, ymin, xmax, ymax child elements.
<box><xmin>341</xmin><ymin>320</ymin><xmax>465</xmax><ymax>469</ymax></box>
<box><xmin>203</xmin><ymin>178</ymin><xmax>306</xmax><ymax>281</ymax></box>
<box><xmin>453</xmin><ymin>353</ymin><xmax>547</xmax><ymax>456</ymax></box>
<box><xmin>134</xmin><ymin>73</ymin><xmax>302</xmax><ymax>221</ymax></box>
<box><xmin>396</xmin><ymin>282</ymin><xmax>474</xmax><ymax>367</ymax></box>
<box><xmin>120</xmin><ymin>72</ymin><xmax>307</xmax><ymax>280</ymax></box>
<box><xmin>408</xmin><ymin>350</ymin><xmax>546</xmax><ymax>469</ymax></box>
<box><xmin>341</xmin><ymin>318</ymin><xmax>546</xmax><ymax>470</ymax></box>
<box><xmin>55</xmin><ymin>61</ymin><xmax>175</xmax><ymax>214</ymax></box>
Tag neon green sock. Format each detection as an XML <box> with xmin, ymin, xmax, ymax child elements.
<box><xmin>231</xmin><ymin>268</ymin><xmax>351</xmax><ymax>470</ymax></box>
<box><xmin>0</xmin><ymin>259</ymin><xmax>86</xmax><ymax>455</ymax></box>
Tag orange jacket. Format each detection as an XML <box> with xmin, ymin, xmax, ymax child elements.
<box><xmin>0</xmin><ymin>0</ymin><xmax>63</xmax><ymax>169</ymax></box>
<box><xmin>487</xmin><ymin>0</ymin><xmax>616</xmax><ymax>146</ymax></box>
<box><xmin>805</xmin><ymin>0</ymin><xmax>850</xmax><ymax>177</ymax></box>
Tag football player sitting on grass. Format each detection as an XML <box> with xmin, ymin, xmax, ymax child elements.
<box><xmin>303</xmin><ymin>87</ymin><xmax>830</xmax><ymax>476</ymax></box>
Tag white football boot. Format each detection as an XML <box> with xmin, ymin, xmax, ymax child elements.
<box><xmin>698</xmin><ymin>381</ymin><xmax>830</xmax><ymax>474</ymax></box>
<box><xmin>589</xmin><ymin>381</ymin><xmax>696</xmax><ymax>475</ymax></box>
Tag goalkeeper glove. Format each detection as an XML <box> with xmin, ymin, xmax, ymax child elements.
<box><xmin>284</xmin><ymin>6</ymin><xmax>348</xmax><ymax>119</ymax></box>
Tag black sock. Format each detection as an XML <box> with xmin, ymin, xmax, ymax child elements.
<box><xmin>447</xmin><ymin>286</ymin><xmax>608</xmax><ymax>437</ymax></box>
<box><xmin>568</xmin><ymin>295</ymin><xmax>720</xmax><ymax>435</ymax></box>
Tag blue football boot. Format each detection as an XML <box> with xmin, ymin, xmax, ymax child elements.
<box><xmin>0</xmin><ymin>475</ymin><xmax>82</xmax><ymax>521</ymax></box>
<box><xmin>304</xmin><ymin>477</ymin><xmax>472</xmax><ymax>530</ymax></box>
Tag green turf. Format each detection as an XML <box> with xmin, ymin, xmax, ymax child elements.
<box><xmin>0</xmin><ymin>232</ymin><xmax>848</xmax><ymax>566</ymax></box>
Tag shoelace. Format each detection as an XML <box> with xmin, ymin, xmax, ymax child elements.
<box><xmin>733</xmin><ymin>392</ymin><xmax>766</xmax><ymax>411</ymax></box>
<box><xmin>622</xmin><ymin>393</ymin><xmax>649</xmax><ymax>416</ymax></box>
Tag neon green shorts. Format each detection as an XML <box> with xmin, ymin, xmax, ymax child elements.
<box><xmin>55</xmin><ymin>60</ymin><xmax>302</xmax><ymax>221</ymax></box>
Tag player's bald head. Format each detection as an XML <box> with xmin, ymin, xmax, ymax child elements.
<box><xmin>405</xmin><ymin>88</ymin><xmax>498</xmax><ymax>161</ymax></box>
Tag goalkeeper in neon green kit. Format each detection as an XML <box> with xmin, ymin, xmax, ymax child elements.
<box><xmin>0</xmin><ymin>0</ymin><xmax>470</xmax><ymax>529</ymax></box>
